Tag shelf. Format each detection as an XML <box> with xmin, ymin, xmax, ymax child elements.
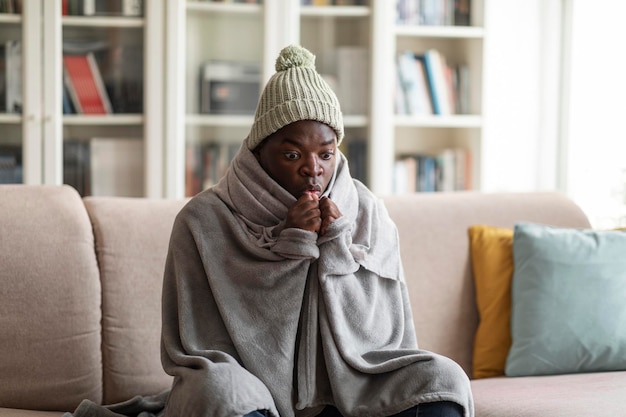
<box><xmin>343</xmin><ymin>114</ymin><xmax>368</xmax><ymax>127</ymax></box>
<box><xmin>186</xmin><ymin>2</ymin><xmax>262</xmax><ymax>14</ymax></box>
<box><xmin>0</xmin><ymin>13</ymin><xmax>20</xmax><ymax>24</ymax></box>
<box><xmin>300</xmin><ymin>5</ymin><xmax>370</xmax><ymax>18</ymax></box>
<box><xmin>0</xmin><ymin>114</ymin><xmax>21</xmax><ymax>124</ymax></box>
<box><xmin>395</xmin><ymin>25</ymin><xmax>484</xmax><ymax>39</ymax></box>
<box><xmin>395</xmin><ymin>114</ymin><xmax>482</xmax><ymax>128</ymax></box>
<box><xmin>185</xmin><ymin>114</ymin><xmax>368</xmax><ymax>129</ymax></box>
<box><xmin>186</xmin><ymin>114</ymin><xmax>254</xmax><ymax>127</ymax></box>
<box><xmin>63</xmin><ymin>114</ymin><xmax>144</xmax><ymax>125</ymax></box>
<box><xmin>61</xmin><ymin>16</ymin><xmax>144</xmax><ymax>28</ymax></box>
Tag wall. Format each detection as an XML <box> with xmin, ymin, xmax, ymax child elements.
<box><xmin>481</xmin><ymin>0</ymin><xmax>562</xmax><ymax>193</ymax></box>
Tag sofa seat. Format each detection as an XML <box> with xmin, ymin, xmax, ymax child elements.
<box><xmin>471</xmin><ymin>370</ymin><xmax>626</xmax><ymax>416</ymax></box>
<box><xmin>0</xmin><ymin>410</ymin><xmax>62</xmax><ymax>417</ymax></box>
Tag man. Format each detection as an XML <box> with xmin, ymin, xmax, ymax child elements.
<box><xmin>161</xmin><ymin>45</ymin><xmax>473</xmax><ymax>417</ymax></box>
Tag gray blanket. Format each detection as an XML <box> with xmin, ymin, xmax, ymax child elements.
<box><xmin>160</xmin><ymin>141</ymin><xmax>473</xmax><ymax>417</ymax></box>
<box><xmin>62</xmin><ymin>390</ymin><xmax>168</xmax><ymax>417</ymax></box>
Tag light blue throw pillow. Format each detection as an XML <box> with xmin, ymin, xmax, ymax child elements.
<box><xmin>505</xmin><ymin>222</ymin><xmax>626</xmax><ymax>377</ymax></box>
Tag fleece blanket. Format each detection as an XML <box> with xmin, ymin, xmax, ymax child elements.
<box><xmin>159</xmin><ymin>141</ymin><xmax>473</xmax><ymax>417</ymax></box>
<box><xmin>62</xmin><ymin>391</ymin><xmax>168</xmax><ymax>417</ymax></box>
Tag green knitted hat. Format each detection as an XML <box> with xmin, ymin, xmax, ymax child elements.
<box><xmin>247</xmin><ymin>45</ymin><xmax>344</xmax><ymax>150</ymax></box>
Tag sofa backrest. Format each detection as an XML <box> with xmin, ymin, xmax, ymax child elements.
<box><xmin>83</xmin><ymin>196</ymin><xmax>186</xmax><ymax>405</ymax></box>
<box><xmin>382</xmin><ymin>191</ymin><xmax>591</xmax><ymax>376</ymax></box>
<box><xmin>0</xmin><ymin>185</ymin><xmax>102</xmax><ymax>411</ymax></box>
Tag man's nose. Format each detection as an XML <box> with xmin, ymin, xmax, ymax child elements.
<box><xmin>301</xmin><ymin>155</ymin><xmax>321</xmax><ymax>176</ymax></box>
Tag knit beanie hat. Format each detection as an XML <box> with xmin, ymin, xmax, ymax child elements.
<box><xmin>247</xmin><ymin>45</ymin><xmax>344</xmax><ymax>150</ymax></box>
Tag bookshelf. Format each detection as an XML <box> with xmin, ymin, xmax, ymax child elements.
<box><xmin>0</xmin><ymin>0</ymin><xmax>165</xmax><ymax>197</ymax></box>
<box><xmin>371</xmin><ymin>0</ymin><xmax>486</xmax><ymax>195</ymax></box>
<box><xmin>2</xmin><ymin>0</ymin><xmax>489</xmax><ymax>198</ymax></box>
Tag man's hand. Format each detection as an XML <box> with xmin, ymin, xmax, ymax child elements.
<box><xmin>285</xmin><ymin>193</ymin><xmax>322</xmax><ymax>233</ymax></box>
<box><xmin>319</xmin><ymin>196</ymin><xmax>342</xmax><ymax>236</ymax></box>
<box><xmin>284</xmin><ymin>194</ymin><xmax>342</xmax><ymax>236</ymax></box>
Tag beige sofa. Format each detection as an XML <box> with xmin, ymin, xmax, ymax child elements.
<box><xmin>1</xmin><ymin>184</ymin><xmax>624</xmax><ymax>417</ymax></box>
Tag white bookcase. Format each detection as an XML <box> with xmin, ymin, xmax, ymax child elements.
<box><xmin>370</xmin><ymin>0</ymin><xmax>486</xmax><ymax>195</ymax></box>
<box><xmin>0</xmin><ymin>0</ymin><xmax>165</xmax><ymax>197</ymax></box>
<box><xmin>1</xmin><ymin>0</ymin><xmax>487</xmax><ymax>199</ymax></box>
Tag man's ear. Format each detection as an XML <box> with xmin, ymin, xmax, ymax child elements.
<box><xmin>252</xmin><ymin>139</ymin><xmax>266</xmax><ymax>161</ymax></box>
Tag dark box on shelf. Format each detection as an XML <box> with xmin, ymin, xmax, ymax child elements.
<box><xmin>200</xmin><ymin>61</ymin><xmax>261</xmax><ymax>115</ymax></box>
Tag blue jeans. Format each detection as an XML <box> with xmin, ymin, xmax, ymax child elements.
<box><xmin>244</xmin><ymin>402</ymin><xmax>463</xmax><ymax>417</ymax></box>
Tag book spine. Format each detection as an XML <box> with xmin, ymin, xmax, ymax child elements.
<box><xmin>86</xmin><ymin>52</ymin><xmax>113</xmax><ymax>114</ymax></box>
<box><xmin>122</xmin><ymin>0</ymin><xmax>142</xmax><ymax>16</ymax></box>
<box><xmin>83</xmin><ymin>0</ymin><xmax>95</xmax><ymax>16</ymax></box>
<box><xmin>63</xmin><ymin>53</ymin><xmax>112</xmax><ymax>115</ymax></box>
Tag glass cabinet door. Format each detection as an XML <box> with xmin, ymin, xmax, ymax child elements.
<box><xmin>178</xmin><ymin>0</ymin><xmax>265</xmax><ymax>198</ymax></box>
<box><xmin>0</xmin><ymin>1</ymin><xmax>28</xmax><ymax>185</ymax></box>
<box><xmin>57</xmin><ymin>0</ymin><xmax>164</xmax><ymax>197</ymax></box>
<box><xmin>0</xmin><ymin>0</ymin><xmax>165</xmax><ymax>197</ymax></box>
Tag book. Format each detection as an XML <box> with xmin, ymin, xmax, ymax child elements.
<box><xmin>346</xmin><ymin>140</ymin><xmax>367</xmax><ymax>183</ymax></box>
<box><xmin>0</xmin><ymin>144</ymin><xmax>22</xmax><ymax>184</ymax></box>
<box><xmin>63</xmin><ymin>52</ymin><xmax>113</xmax><ymax>115</ymax></box>
<box><xmin>454</xmin><ymin>0</ymin><xmax>471</xmax><ymax>26</ymax></box>
<box><xmin>185</xmin><ymin>143</ymin><xmax>203</xmax><ymax>197</ymax></box>
<box><xmin>5</xmin><ymin>39</ymin><xmax>22</xmax><ymax>114</ymax></box>
<box><xmin>185</xmin><ymin>142</ymin><xmax>240</xmax><ymax>197</ymax></box>
<box><xmin>70</xmin><ymin>0</ymin><xmax>143</xmax><ymax>16</ymax></box>
<box><xmin>393</xmin><ymin>155</ymin><xmax>418</xmax><ymax>194</ymax></box>
<box><xmin>397</xmin><ymin>51</ymin><xmax>433</xmax><ymax>115</ymax></box>
<box><xmin>422</xmin><ymin>49</ymin><xmax>452</xmax><ymax>115</ymax></box>
<box><xmin>89</xmin><ymin>137</ymin><xmax>144</xmax><ymax>197</ymax></box>
<box><xmin>63</xmin><ymin>140</ymin><xmax>91</xmax><ymax>196</ymax></box>
<box><xmin>0</xmin><ymin>43</ymin><xmax>5</xmax><ymax>112</ymax></box>
<box><xmin>106</xmin><ymin>44</ymin><xmax>144</xmax><ymax>113</ymax></box>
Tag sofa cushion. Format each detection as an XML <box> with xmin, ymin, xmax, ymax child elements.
<box><xmin>506</xmin><ymin>223</ymin><xmax>626</xmax><ymax>376</ymax></box>
<box><xmin>0</xmin><ymin>185</ymin><xmax>102</xmax><ymax>411</ymax></box>
<box><xmin>468</xmin><ymin>225</ymin><xmax>513</xmax><ymax>379</ymax></box>
<box><xmin>471</xmin><ymin>371</ymin><xmax>626</xmax><ymax>416</ymax></box>
<box><xmin>84</xmin><ymin>197</ymin><xmax>186</xmax><ymax>404</ymax></box>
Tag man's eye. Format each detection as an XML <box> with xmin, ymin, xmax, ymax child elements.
<box><xmin>321</xmin><ymin>152</ymin><xmax>334</xmax><ymax>160</ymax></box>
<box><xmin>284</xmin><ymin>152</ymin><xmax>300</xmax><ymax>160</ymax></box>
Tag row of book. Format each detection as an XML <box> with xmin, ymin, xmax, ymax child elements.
<box><xmin>0</xmin><ymin>144</ymin><xmax>22</xmax><ymax>184</ymax></box>
<box><xmin>0</xmin><ymin>0</ymin><xmax>20</xmax><ymax>13</ymax></box>
<box><xmin>0</xmin><ymin>40</ymin><xmax>22</xmax><ymax>114</ymax></box>
<box><xmin>185</xmin><ymin>142</ymin><xmax>241</xmax><ymax>197</ymax></box>
<box><xmin>396</xmin><ymin>0</ymin><xmax>471</xmax><ymax>26</ymax></box>
<box><xmin>64</xmin><ymin>138</ymin><xmax>144</xmax><ymax>197</ymax></box>
<box><xmin>63</xmin><ymin>42</ymin><xmax>143</xmax><ymax>115</ymax></box>
<box><xmin>396</xmin><ymin>49</ymin><xmax>470</xmax><ymax>116</ymax></box>
<box><xmin>62</xmin><ymin>0</ymin><xmax>143</xmax><ymax>17</ymax></box>
<box><xmin>393</xmin><ymin>147</ymin><xmax>472</xmax><ymax>193</ymax></box>
<box><xmin>2</xmin><ymin>40</ymin><xmax>142</xmax><ymax>116</ymax></box>
<box><xmin>342</xmin><ymin>140</ymin><xmax>367</xmax><ymax>184</ymax></box>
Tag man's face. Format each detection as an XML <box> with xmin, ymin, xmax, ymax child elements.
<box><xmin>253</xmin><ymin>120</ymin><xmax>338</xmax><ymax>199</ymax></box>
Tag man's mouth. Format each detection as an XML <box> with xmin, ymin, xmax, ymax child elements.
<box><xmin>303</xmin><ymin>184</ymin><xmax>322</xmax><ymax>197</ymax></box>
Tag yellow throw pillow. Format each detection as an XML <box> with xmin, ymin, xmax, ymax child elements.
<box><xmin>468</xmin><ymin>225</ymin><xmax>514</xmax><ymax>379</ymax></box>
